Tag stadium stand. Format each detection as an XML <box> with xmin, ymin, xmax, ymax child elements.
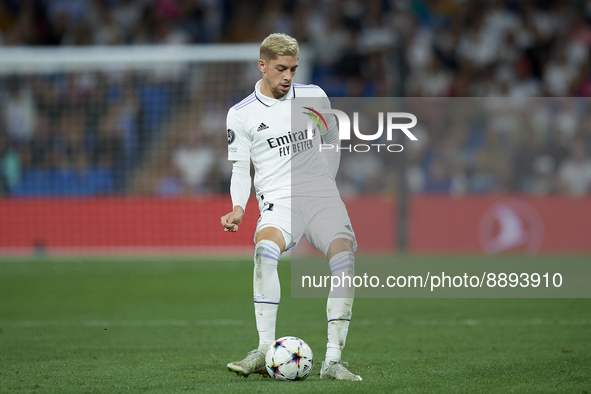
<box><xmin>1</xmin><ymin>0</ymin><xmax>591</xmax><ymax>198</ymax></box>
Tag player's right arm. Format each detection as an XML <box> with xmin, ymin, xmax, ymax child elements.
<box><xmin>221</xmin><ymin>160</ymin><xmax>250</xmax><ymax>232</ymax></box>
<box><xmin>221</xmin><ymin>107</ymin><xmax>252</xmax><ymax>233</ymax></box>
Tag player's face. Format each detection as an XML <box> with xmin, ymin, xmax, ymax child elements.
<box><xmin>259</xmin><ymin>55</ymin><xmax>298</xmax><ymax>99</ymax></box>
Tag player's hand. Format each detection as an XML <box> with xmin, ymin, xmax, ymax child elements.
<box><xmin>221</xmin><ymin>206</ymin><xmax>244</xmax><ymax>232</ymax></box>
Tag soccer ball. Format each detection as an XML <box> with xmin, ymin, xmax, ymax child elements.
<box><xmin>265</xmin><ymin>336</ymin><xmax>313</xmax><ymax>381</ymax></box>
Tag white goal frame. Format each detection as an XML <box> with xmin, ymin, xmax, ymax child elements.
<box><xmin>0</xmin><ymin>44</ymin><xmax>312</xmax><ymax>83</ymax></box>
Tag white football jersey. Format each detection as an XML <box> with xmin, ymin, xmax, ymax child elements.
<box><xmin>227</xmin><ymin>80</ymin><xmax>339</xmax><ymax>201</ymax></box>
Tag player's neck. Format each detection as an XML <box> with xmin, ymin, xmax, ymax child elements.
<box><xmin>260</xmin><ymin>80</ymin><xmax>286</xmax><ymax>100</ymax></box>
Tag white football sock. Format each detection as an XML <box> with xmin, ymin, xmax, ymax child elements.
<box><xmin>253</xmin><ymin>240</ymin><xmax>281</xmax><ymax>352</ymax></box>
<box><xmin>325</xmin><ymin>251</ymin><xmax>355</xmax><ymax>363</ymax></box>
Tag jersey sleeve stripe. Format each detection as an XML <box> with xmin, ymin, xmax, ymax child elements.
<box><xmin>234</xmin><ymin>97</ymin><xmax>256</xmax><ymax>110</ymax></box>
<box><xmin>232</xmin><ymin>93</ymin><xmax>255</xmax><ymax>110</ymax></box>
<box><xmin>235</xmin><ymin>96</ymin><xmax>255</xmax><ymax>107</ymax></box>
<box><xmin>236</xmin><ymin>92</ymin><xmax>254</xmax><ymax>104</ymax></box>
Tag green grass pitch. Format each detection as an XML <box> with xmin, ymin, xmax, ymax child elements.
<box><xmin>0</xmin><ymin>256</ymin><xmax>590</xmax><ymax>393</ymax></box>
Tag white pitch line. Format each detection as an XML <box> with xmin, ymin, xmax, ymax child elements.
<box><xmin>1</xmin><ymin>319</ymin><xmax>590</xmax><ymax>328</ymax></box>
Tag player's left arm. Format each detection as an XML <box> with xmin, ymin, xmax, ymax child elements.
<box><xmin>319</xmin><ymin>95</ymin><xmax>340</xmax><ymax>179</ymax></box>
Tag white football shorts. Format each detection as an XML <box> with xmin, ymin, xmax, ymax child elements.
<box><xmin>254</xmin><ymin>194</ymin><xmax>357</xmax><ymax>256</ymax></box>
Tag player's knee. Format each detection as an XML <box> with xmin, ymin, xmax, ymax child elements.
<box><xmin>255</xmin><ymin>227</ymin><xmax>286</xmax><ymax>252</ymax></box>
<box><xmin>327</xmin><ymin>238</ymin><xmax>354</xmax><ymax>261</ymax></box>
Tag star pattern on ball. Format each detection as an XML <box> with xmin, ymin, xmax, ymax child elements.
<box><xmin>289</xmin><ymin>348</ymin><xmax>304</xmax><ymax>367</ymax></box>
<box><xmin>269</xmin><ymin>360</ymin><xmax>283</xmax><ymax>378</ymax></box>
<box><xmin>272</xmin><ymin>339</ymin><xmax>286</xmax><ymax>352</ymax></box>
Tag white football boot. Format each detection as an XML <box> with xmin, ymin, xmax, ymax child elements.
<box><xmin>320</xmin><ymin>360</ymin><xmax>363</xmax><ymax>381</ymax></box>
<box><xmin>226</xmin><ymin>349</ymin><xmax>267</xmax><ymax>377</ymax></box>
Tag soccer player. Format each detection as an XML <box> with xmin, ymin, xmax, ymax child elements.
<box><xmin>220</xmin><ymin>33</ymin><xmax>361</xmax><ymax>381</ymax></box>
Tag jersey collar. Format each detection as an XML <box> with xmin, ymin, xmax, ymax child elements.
<box><xmin>254</xmin><ymin>79</ymin><xmax>295</xmax><ymax>107</ymax></box>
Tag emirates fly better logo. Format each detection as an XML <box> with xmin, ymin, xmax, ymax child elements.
<box><xmin>303</xmin><ymin>107</ymin><xmax>418</xmax><ymax>152</ymax></box>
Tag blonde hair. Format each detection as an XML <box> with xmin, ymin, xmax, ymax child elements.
<box><xmin>260</xmin><ymin>33</ymin><xmax>299</xmax><ymax>62</ymax></box>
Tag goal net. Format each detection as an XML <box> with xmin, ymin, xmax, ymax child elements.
<box><xmin>0</xmin><ymin>45</ymin><xmax>312</xmax><ymax>256</ymax></box>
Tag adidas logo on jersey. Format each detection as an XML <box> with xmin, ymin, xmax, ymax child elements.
<box><xmin>345</xmin><ymin>224</ymin><xmax>352</xmax><ymax>232</ymax></box>
<box><xmin>257</xmin><ymin>123</ymin><xmax>269</xmax><ymax>132</ymax></box>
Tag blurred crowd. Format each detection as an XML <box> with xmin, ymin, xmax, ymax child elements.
<box><xmin>1</xmin><ymin>0</ymin><xmax>591</xmax><ymax>197</ymax></box>
<box><xmin>336</xmin><ymin>97</ymin><xmax>591</xmax><ymax>197</ymax></box>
